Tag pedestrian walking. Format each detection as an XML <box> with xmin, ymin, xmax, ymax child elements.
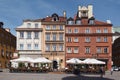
<box><xmin>99</xmin><ymin>67</ymin><xmax>104</xmax><ymax>77</ymax></box>
<box><xmin>110</xmin><ymin>68</ymin><xmax>113</xmax><ymax>75</ymax></box>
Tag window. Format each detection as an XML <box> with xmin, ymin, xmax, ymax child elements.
<box><xmin>59</xmin><ymin>44</ymin><xmax>63</xmax><ymax>51</ymax></box>
<box><xmin>74</xmin><ymin>28</ymin><xmax>78</xmax><ymax>33</ymax></box>
<box><xmin>74</xmin><ymin>37</ymin><xmax>78</xmax><ymax>42</ymax></box>
<box><xmin>27</xmin><ymin>44</ymin><xmax>31</xmax><ymax>50</ymax></box>
<box><xmin>68</xmin><ymin>29</ymin><xmax>72</xmax><ymax>33</ymax></box>
<box><xmin>68</xmin><ymin>37</ymin><xmax>72</xmax><ymax>42</ymax></box>
<box><xmin>74</xmin><ymin>47</ymin><xmax>78</xmax><ymax>53</ymax></box>
<box><xmin>68</xmin><ymin>21</ymin><xmax>74</xmax><ymax>25</ymax></box>
<box><xmin>96</xmin><ymin>37</ymin><xmax>101</xmax><ymax>42</ymax></box>
<box><xmin>76</xmin><ymin>20</ymin><xmax>81</xmax><ymax>25</ymax></box>
<box><xmin>34</xmin><ymin>44</ymin><xmax>38</xmax><ymax>50</ymax></box>
<box><xmin>46</xmin><ymin>44</ymin><xmax>50</xmax><ymax>51</ymax></box>
<box><xmin>104</xmin><ymin>28</ymin><xmax>108</xmax><ymax>33</ymax></box>
<box><xmin>67</xmin><ymin>47</ymin><xmax>72</xmax><ymax>53</ymax></box>
<box><xmin>96</xmin><ymin>29</ymin><xmax>101</xmax><ymax>33</ymax></box>
<box><xmin>27</xmin><ymin>23</ymin><xmax>31</xmax><ymax>27</ymax></box>
<box><xmin>59</xmin><ymin>33</ymin><xmax>63</xmax><ymax>41</ymax></box>
<box><xmin>53</xmin><ymin>44</ymin><xmax>57</xmax><ymax>51</ymax></box>
<box><xmin>35</xmin><ymin>23</ymin><xmax>38</xmax><ymax>28</ymax></box>
<box><xmin>104</xmin><ymin>47</ymin><xmax>108</xmax><ymax>53</ymax></box>
<box><xmin>20</xmin><ymin>44</ymin><xmax>24</xmax><ymax>50</ymax></box>
<box><xmin>52</xmin><ymin>25</ymin><xmax>56</xmax><ymax>30</ymax></box>
<box><xmin>85</xmin><ymin>47</ymin><xmax>90</xmax><ymax>53</ymax></box>
<box><xmin>104</xmin><ymin>37</ymin><xmax>108</xmax><ymax>42</ymax></box>
<box><xmin>46</xmin><ymin>25</ymin><xmax>50</xmax><ymax>30</ymax></box>
<box><xmin>46</xmin><ymin>34</ymin><xmax>50</xmax><ymax>41</ymax></box>
<box><xmin>60</xmin><ymin>25</ymin><xmax>63</xmax><ymax>30</ymax></box>
<box><xmin>85</xmin><ymin>37</ymin><xmax>90</xmax><ymax>42</ymax></box>
<box><xmin>85</xmin><ymin>28</ymin><xmax>90</xmax><ymax>33</ymax></box>
<box><xmin>27</xmin><ymin>32</ymin><xmax>31</xmax><ymax>39</ymax></box>
<box><xmin>97</xmin><ymin>47</ymin><xmax>102</xmax><ymax>53</ymax></box>
<box><xmin>89</xmin><ymin>20</ymin><xmax>94</xmax><ymax>24</ymax></box>
<box><xmin>34</xmin><ymin>32</ymin><xmax>39</xmax><ymax>39</ymax></box>
<box><xmin>53</xmin><ymin>34</ymin><xmax>56</xmax><ymax>41</ymax></box>
<box><xmin>20</xmin><ymin>32</ymin><xmax>24</xmax><ymax>38</ymax></box>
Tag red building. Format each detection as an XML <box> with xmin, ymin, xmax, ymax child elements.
<box><xmin>65</xmin><ymin>5</ymin><xmax>112</xmax><ymax>70</ymax></box>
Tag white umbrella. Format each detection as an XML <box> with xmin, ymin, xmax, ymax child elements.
<box><xmin>10</xmin><ymin>57</ymin><xmax>34</xmax><ymax>63</ymax></box>
<box><xmin>32</xmin><ymin>57</ymin><xmax>52</xmax><ymax>63</ymax></box>
<box><xmin>83</xmin><ymin>58</ymin><xmax>105</xmax><ymax>64</ymax></box>
<box><xmin>66</xmin><ymin>58</ymin><xmax>83</xmax><ymax>64</ymax></box>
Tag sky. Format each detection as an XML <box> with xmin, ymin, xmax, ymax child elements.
<box><xmin>0</xmin><ymin>0</ymin><xmax>120</xmax><ymax>36</ymax></box>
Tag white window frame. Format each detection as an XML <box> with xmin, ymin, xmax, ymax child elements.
<box><xmin>59</xmin><ymin>44</ymin><xmax>63</xmax><ymax>51</ymax></box>
<box><xmin>34</xmin><ymin>44</ymin><xmax>39</xmax><ymax>50</ymax></box>
<box><xmin>104</xmin><ymin>28</ymin><xmax>108</xmax><ymax>33</ymax></box>
<box><xmin>20</xmin><ymin>44</ymin><xmax>24</xmax><ymax>50</ymax></box>
<box><xmin>27</xmin><ymin>44</ymin><xmax>31</xmax><ymax>50</ymax></box>
<box><xmin>46</xmin><ymin>44</ymin><xmax>50</xmax><ymax>51</ymax></box>
<box><xmin>67</xmin><ymin>47</ymin><xmax>72</xmax><ymax>53</ymax></box>
<box><xmin>74</xmin><ymin>28</ymin><xmax>78</xmax><ymax>33</ymax></box>
<box><xmin>85</xmin><ymin>28</ymin><xmax>90</xmax><ymax>33</ymax></box>
<box><xmin>104</xmin><ymin>47</ymin><xmax>108</xmax><ymax>53</ymax></box>
<box><xmin>96</xmin><ymin>37</ymin><xmax>101</xmax><ymax>42</ymax></box>
<box><xmin>104</xmin><ymin>37</ymin><xmax>108</xmax><ymax>42</ymax></box>
<box><xmin>74</xmin><ymin>37</ymin><xmax>78</xmax><ymax>42</ymax></box>
<box><xmin>85</xmin><ymin>47</ymin><xmax>90</xmax><ymax>53</ymax></box>
<box><xmin>46</xmin><ymin>34</ymin><xmax>50</xmax><ymax>41</ymax></box>
<box><xmin>97</xmin><ymin>47</ymin><xmax>102</xmax><ymax>53</ymax></box>
<box><xmin>20</xmin><ymin>32</ymin><xmax>24</xmax><ymax>38</ymax></box>
<box><xmin>74</xmin><ymin>47</ymin><xmax>78</xmax><ymax>53</ymax></box>
<box><xmin>96</xmin><ymin>29</ymin><xmax>101</xmax><ymax>33</ymax></box>
<box><xmin>85</xmin><ymin>37</ymin><xmax>90</xmax><ymax>42</ymax></box>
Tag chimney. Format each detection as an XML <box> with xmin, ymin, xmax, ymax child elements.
<box><xmin>78</xmin><ymin>6</ymin><xmax>81</xmax><ymax>17</ymax></box>
<box><xmin>63</xmin><ymin>11</ymin><xmax>66</xmax><ymax>17</ymax></box>
<box><xmin>0</xmin><ymin>22</ymin><xmax>4</xmax><ymax>28</ymax></box>
<box><xmin>88</xmin><ymin>5</ymin><xmax>93</xmax><ymax>18</ymax></box>
<box><xmin>106</xmin><ymin>20</ymin><xmax>111</xmax><ymax>24</ymax></box>
<box><xmin>5</xmin><ymin>28</ymin><xmax>10</xmax><ymax>32</ymax></box>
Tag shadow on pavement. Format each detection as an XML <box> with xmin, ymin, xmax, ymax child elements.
<box><xmin>62</xmin><ymin>74</ymin><xmax>114</xmax><ymax>80</ymax></box>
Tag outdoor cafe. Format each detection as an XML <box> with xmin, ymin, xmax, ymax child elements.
<box><xmin>65</xmin><ymin>58</ymin><xmax>106</xmax><ymax>74</ymax></box>
<box><xmin>9</xmin><ymin>57</ymin><xmax>52</xmax><ymax>73</ymax></box>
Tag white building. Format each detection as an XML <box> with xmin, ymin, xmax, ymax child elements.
<box><xmin>16</xmin><ymin>19</ymin><xmax>42</xmax><ymax>58</ymax></box>
<box><xmin>112</xmin><ymin>26</ymin><xmax>120</xmax><ymax>43</ymax></box>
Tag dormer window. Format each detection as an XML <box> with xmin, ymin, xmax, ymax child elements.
<box><xmin>67</xmin><ymin>17</ymin><xmax>74</xmax><ymax>25</ymax></box>
<box><xmin>88</xmin><ymin>17</ymin><xmax>95</xmax><ymax>25</ymax></box>
<box><xmin>27</xmin><ymin>23</ymin><xmax>31</xmax><ymax>28</ymax></box>
<box><xmin>51</xmin><ymin>13</ymin><xmax>59</xmax><ymax>21</ymax></box>
<box><xmin>75</xmin><ymin>17</ymin><xmax>81</xmax><ymax>25</ymax></box>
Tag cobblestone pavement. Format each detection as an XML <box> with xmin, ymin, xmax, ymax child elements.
<box><xmin>0</xmin><ymin>71</ymin><xmax>119</xmax><ymax>80</ymax></box>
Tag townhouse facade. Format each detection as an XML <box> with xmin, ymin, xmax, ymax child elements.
<box><xmin>0</xmin><ymin>22</ymin><xmax>16</xmax><ymax>69</ymax></box>
<box><xmin>15</xmin><ymin>20</ymin><xmax>43</xmax><ymax>58</ymax></box>
<box><xmin>41</xmin><ymin>13</ymin><xmax>66</xmax><ymax>69</ymax></box>
<box><xmin>65</xmin><ymin>5</ymin><xmax>112</xmax><ymax>70</ymax></box>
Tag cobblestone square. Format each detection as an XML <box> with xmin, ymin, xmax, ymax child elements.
<box><xmin>0</xmin><ymin>71</ymin><xmax>119</xmax><ymax>80</ymax></box>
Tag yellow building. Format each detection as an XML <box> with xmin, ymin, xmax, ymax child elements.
<box><xmin>41</xmin><ymin>13</ymin><xmax>66</xmax><ymax>69</ymax></box>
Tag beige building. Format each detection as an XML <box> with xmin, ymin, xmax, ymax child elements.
<box><xmin>41</xmin><ymin>13</ymin><xmax>66</xmax><ymax>69</ymax></box>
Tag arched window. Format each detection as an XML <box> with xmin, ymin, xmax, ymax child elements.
<box><xmin>51</xmin><ymin>13</ymin><xmax>59</xmax><ymax>21</ymax></box>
